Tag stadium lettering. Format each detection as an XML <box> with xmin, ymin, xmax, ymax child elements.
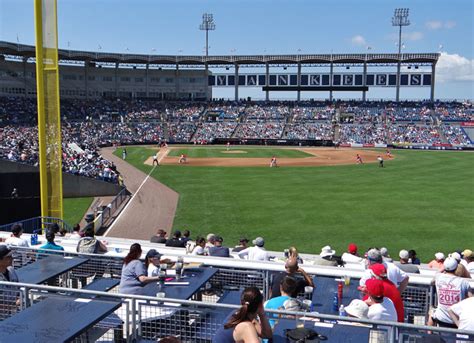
<box><xmin>376</xmin><ymin>74</ymin><xmax>387</xmax><ymax>85</ymax></box>
<box><xmin>343</xmin><ymin>75</ymin><xmax>353</xmax><ymax>85</ymax></box>
<box><xmin>309</xmin><ymin>75</ymin><xmax>321</xmax><ymax>85</ymax></box>
<box><xmin>247</xmin><ymin>75</ymin><xmax>257</xmax><ymax>85</ymax></box>
<box><xmin>278</xmin><ymin>75</ymin><xmax>288</xmax><ymax>85</ymax></box>
<box><xmin>410</xmin><ymin>74</ymin><xmax>421</xmax><ymax>85</ymax></box>
<box><xmin>217</xmin><ymin>75</ymin><xmax>226</xmax><ymax>86</ymax></box>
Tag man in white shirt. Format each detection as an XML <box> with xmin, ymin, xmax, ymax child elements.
<box><xmin>449</xmin><ymin>289</ymin><xmax>474</xmax><ymax>331</ymax></box>
<box><xmin>365</xmin><ymin>279</ymin><xmax>398</xmax><ymax>322</ymax></box>
<box><xmin>341</xmin><ymin>243</ymin><xmax>364</xmax><ymax>264</ymax></box>
<box><xmin>5</xmin><ymin>224</ymin><xmax>30</xmax><ymax>266</ymax></box>
<box><xmin>360</xmin><ymin>248</ymin><xmax>409</xmax><ymax>293</ymax></box>
<box><xmin>237</xmin><ymin>237</ymin><xmax>269</xmax><ymax>261</ymax></box>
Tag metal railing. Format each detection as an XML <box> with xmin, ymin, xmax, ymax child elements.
<box><xmin>0</xmin><ymin>281</ymin><xmax>472</xmax><ymax>343</ymax></box>
<box><xmin>94</xmin><ymin>187</ymin><xmax>130</xmax><ymax>230</ymax></box>
<box><xmin>0</xmin><ymin>216</ymin><xmax>72</xmax><ymax>234</ymax></box>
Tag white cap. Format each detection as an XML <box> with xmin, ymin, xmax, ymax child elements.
<box><xmin>435</xmin><ymin>252</ymin><xmax>445</xmax><ymax>261</ymax></box>
<box><xmin>380</xmin><ymin>247</ymin><xmax>389</xmax><ymax>257</ymax></box>
<box><xmin>450</xmin><ymin>252</ymin><xmax>461</xmax><ymax>262</ymax></box>
<box><xmin>345</xmin><ymin>299</ymin><xmax>369</xmax><ymax>319</ymax></box>
<box><xmin>443</xmin><ymin>257</ymin><xmax>458</xmax><ymax>272</ymax></box>
<box><xmin>320</xmin><ymin>245</ymin><xmax>335</xmax><ymax>257</ymax></box>
<box><xmin>399</xmin><ymin>250</ymin><xmax>409</xmax><ymax>260</ymax></box>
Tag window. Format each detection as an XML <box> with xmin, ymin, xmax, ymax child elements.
<box><xmin>120</xmin><ymin>77</ymin><xmax>130</xmax><ymax>82</ymax></box>
<box><xmin>103</xmin><ymin>76</ymin><xmax>113</xmax><ymax>82</ymax></box>
<box><xmin>135</xmin><ymin>77</ymin><xmax>144</xmax><ymax>83</ymax></box>
<box><xmin>165</xmin><ymin>77</ymin><xmax>174</xmax><ymax>84</ymax></box>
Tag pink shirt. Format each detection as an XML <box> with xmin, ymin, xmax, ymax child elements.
<box><xmin>428</xmin><ymin>260</ymin><xmax>444</xmax><ymax>272</ymax></box>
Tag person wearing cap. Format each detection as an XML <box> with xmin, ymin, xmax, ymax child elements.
<box><xmin>449</xmin><ymin>288</ymin><xmax>474</xmax><ymax>332</ymax></box>
<box><xmin>363</xmin><ymin>264</ymin><xmax>405</xmax><ymax>322</ymax></box>
<box><xmin>269</xmin><ymin>257</ymin><xmax>314</xmax><ymax>299</ymax></box>
<box><xmin>209</xmin><ymin>236</ymin><xmax>230</xmax><ymax>258</ymax></box>
<box><xmin>365</xmin><ymin>278</ymin><xmax>397</xmax><ymax>322</ymax></box>
<box><xmin>345</xmin><ymin>299</ymin><xmax>369</xmax><ymax>320</ymax></box>
<box><xmin>408</xmin><ymin>250</ymin><xmax>420</xmax><ymax>265</ymax></box>
<box><xmin>0</xmin><ymin>245</ymin><xmax>20</xmax><ymax>316</ymax></box>
<box><xmin>428</xmin><ymin>252</ymin><xmax>445</xmax><ymax>272</ymax></box>
<box><xmin>165</xmin><ymin>230</ymin><xmax>185</xmax><ymax>248</ymax></box>
<box><xmin>450</xmin><ymin>252</ymin><xmax>471</xmax><ymax>278</ymax></box>
<box><xmin>360</xmin><ymin>248</ymin><xmax>409</xmax><ymax>293</ymax></box>
<box><xmin>144</xmin><ymin>249</ymin><xmax>163</xmax><ymax>277</ymax></box>
<box><xmin>394</xmin><ymin>250</ymin><xmax>419</xmax><ymax>274</ymax></box>
<box><xmin>150</xmin><ymin>229</ymin><xmax>167</xmax><ymax>244</ymax></box>
<box><xmin>460</xmin><ymin>249</ymin><xmax>471</xmax><ymax>268</ymax></box>
<box><xmin>38</xmin><ymin>231</ymin><xmax>64</xmax><ymax>254</ymax></box>
<box><xmin>428</xmin><ymin>257</ymin><xmax>471</xmax><ymax>328</ymax></box>
<box><xmin>314</xmin><ymin>245</ymin><xmax>338</xmax><ymax>266</ymax></box>
<box><xmin>380</xmin><ymin>247</ymin><xmax>393</xmax><ymax>263</ymax></box>
<box><xmin>237</xmin><ymin>237</ymin><xmax>269</xmax><ymax>261</ymax></box>
<box><xmin>232</xmin><ymin>237</ymin><xmax>249</xmax><ymax>253</ymax></box>
<box><xmin>463</xmin><ymin>249</ymin><xmax>474</xmax><ymax>273</ymax></box>
<box><xmin>342</xmin><ymin>243</ymin><xmax>364</xmax><ymax>264</ymax></box>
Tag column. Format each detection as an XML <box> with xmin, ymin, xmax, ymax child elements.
<box><xmin>22</xmin><ymin>57</ymin><xmax>28</xmax><ymax>98</ymax></box>
<box><xmin>362</xmin><ymin>61</ymin><xmax>367</xmax><ymax>101</ymax></box>
<box><xmin>329</xmin><ymin>61</ymin><xmax>334</xmax><ymax>102</ymax></box>
<box><xmin>84</xmin><ymin>61</ymin><xmax>89</xmax><ymax>100</ymax></box>
<box><xmin>205</xmin><ymin>62</ymin><xmax>209</xmax><ymax>101</ymax></box>
<box><xmin>115</xmin><ymin>62</ymin><xmax>119</xmax><ymax>98</ymax></box>
<box><xmin>396</xmin><ymin>58</ymin><xmax>401</xmax><ymax>102</ymax></box>
<box><xmin>234</xmin><ymin>63</ymin><xmax>239</xmax><ymax>101</ymax></box>
<box><xmin>297</xmin><ymin>62</ymin><xmax>301</xmax><ymax>102</ymax></box>
<box><xmin>265</xmin><ymin>62</ymin><xmax>270</xmax><ymax>101</ymax></box>
<box><xmin>175</xmin><ymin>63</ymin><xmax>180</xmax><ymax>100</ymax></box>
<box><xmin>430</xmin><ymin>63</ymin><xmax>436</xmax><ymax>103</ymax></box>
<box><xmin>145</xmin><ymin>64</ymin><xmax>149</xmax><ymax>98</ymax></box>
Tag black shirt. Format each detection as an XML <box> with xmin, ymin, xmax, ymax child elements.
<box><xmin>270</xmin><ymin>272</ymin><xmax>309</xmax><ymax>299</ymax></box>
<box><xmin>165</xmin><ymin>238</ymin><xmax>186</xmax><ymax>248</ymax></box>
<box><xmin>150</xmin><ymin>236</ymin><xmax>167</xmax><ymax>244</ymax></box>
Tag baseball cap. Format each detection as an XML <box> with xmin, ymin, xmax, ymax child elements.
<box><xmin>145</xmin><ymin>249</ymin><xmax>162</xmax><ymax>260</ymax></box>
<box><xmin>399</xmin><ymin>250</ymin><xmax>409</xmax><ymax>260</ymax></box>
<box><xmin>214</xmin><ymin>236</ymin><xmax>223</xmax><ymax>243</ymax></box>
<box><xmin>239</xmin><ymin>237</ymin><xmax>249</xmax><ymax>243</ymax></box>
<box><xmin>206</xmin><ymin>233</ymin><xmax>216</xmax><ymax>241</ymax></box>
<box><xmin>367</xmin><ymin>248</ymin><xmax>383</xmax><ymax>263</ymax></box>
<box><xmin>253</xmin><ymin>237</ymin><xmax>264</xmax><ymax>247</ymax></box>
<box><xmin>450</xmin><ymin>252</ymin><xmax>461</xmax><ymax>262</ymax></box>
<box><xmin>365</xmin><ymin>279</ymin><xmax>384</xmax><ymax>298</ymax></box>
<box><xmin>0</xmin><ymin>245</ymin><xmax>13</xmax><ymax>259</ymax></box>
<box><xmin>348</xmin><ymin>243</ymin><xmax>358</xmax><ymax>254</ymax></box>
<box><xmin>463</xmin><ymin>249</ymin><xmax>473</xmax><ymax>259</ymax></box>
<box><xmin>435</xmin><ymin>252</ymin><xmax>445</xmax><ymax>261</ymax></box>
<box><xmin>345</xmin><ymin>299</ymin><xmax>369</xmax><ymax>319</ymax></box>
<box><xmin>443</xmin><ymin>257</ymin><xmax>458</xmax><ymax>272</ymax></box>
<box><xmin>380</xmin><ymin>247</ymin><xmax>389</xmax><ymax>257</ymax></box>
<box><xmin>369</xmin><ymin>263</ymin><xmax>387</xmax><ymax>279</ymax></box>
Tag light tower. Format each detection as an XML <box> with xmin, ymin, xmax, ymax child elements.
<box><xmin>392</xmin><ymin>8</ymin><xmax>410</xmax><ymax>102</ymax></box>
<box><xmin>199</xmin><ymin>13</ymin><xmax>216</xmax><ymax>100</ymax></box>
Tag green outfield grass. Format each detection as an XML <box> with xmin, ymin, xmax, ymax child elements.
<box><xmin>63</xmin><ymin>197</ymin><xmax>93</xmax><ymax>226</ymax></box>
<box><xmin>167</xmin><ymin>147</ymin><xmax>312</xmax><ymax>158</ymax></box>
<box><xmin>115</xmin><ymin>147</ymin><xmax>474</xmax><ymax>262</ymax></box>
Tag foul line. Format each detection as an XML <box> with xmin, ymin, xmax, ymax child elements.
<box><xmin>103</xmin><ymin>149</ymin><xmax>167</xmax><ymax>237</ymax></box>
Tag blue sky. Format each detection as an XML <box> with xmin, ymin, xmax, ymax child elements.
<box><xmin>1</xmin><ymin>0</ymin><xmax>473</xmax><ymax>100</ymax></box>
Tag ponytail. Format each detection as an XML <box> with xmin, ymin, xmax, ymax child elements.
<box><xmin>224</xmin><ymin>287</ymin><xmax>262</xmax><ymax>329</ymax></box>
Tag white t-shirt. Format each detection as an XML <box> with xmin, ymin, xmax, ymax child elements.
<box><xmin>450</xmin><ymin>297</ymin><xmax>474</xmax><ymax>331</ymax></box>
<box><xmin>237</xmin><ymin>246</ymin><xmax>269</xmax><ymax>261</ymax></box>
<box><xmin>360</xmin><ymin>262</ymin><xmax>408</xmax><ymax>288</ymax></box>
<box><xmin>5</xmin><ymin>236</ymin><xmax>29</xmax><ymax>247</ymax></box>
<box><xmin>192</xmin><ymin>246</ymin><xmax>205</xmax><ymax>256</ymax></box>
<box><xmin>368</xmin><ymin>297</ymin><xmax>398</xmax><ymax>322</ymax></box>
<box><xmin>342</xmin><ymin>252</ymin><xmax>364</xmax><ymax>264</ymax></box>
<box><xmin>433</xmin><ymin>273</ymin><xmax>470</xmax><ymax>324</ymax></box>
<box><xmin>147</xmin><ymin>264</ymin><xmax>159</xmax><ymax>277</ymax></box>
<box><xmin>466</xmin><ymin>262</ymin><xmax>474</xmax><ymax>274</ymax></box>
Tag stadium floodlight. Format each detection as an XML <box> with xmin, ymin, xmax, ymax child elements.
<box><xmin>199</xmin><ymin>13</ymin><xmax>216</xmax><ymax>59</ymax></box>
<box><xmin>392</xmin><ymin>8</ymin><xmax>410</xmax><ymax>102</ymax></box>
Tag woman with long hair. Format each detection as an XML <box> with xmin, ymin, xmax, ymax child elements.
<box><xmin>213</xmin><ymin>287</ymin><xmax>272</xmax><ymax>343</ymax></box>
<box><xmin>119</xmin><ymin>243</ymin><xmax>161</xmax><ymax>294</ymax></box>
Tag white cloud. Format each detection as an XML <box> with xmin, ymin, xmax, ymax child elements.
<box><xmin>425</xmin><ymin>20</ymin><xmax>456</xmax><ymax>30</ymax></box>
<box><xmin>351</xmin><ymin>35</ymin><xmax>367</xmax><ymax>46</ymax></box>
<box><xmin>437</xmin><ymin>52</ymin><xmax>474</xmax><ymax>82</ymax></box>
<box><xmin>402</xmin><ymin>31</ymin><xmax>424</xmax><ymax>41</ymax></box>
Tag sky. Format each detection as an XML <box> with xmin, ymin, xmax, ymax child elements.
<box><xmin>1</xmin><ymin>0</ymin><xmax>473</xmax><ymax>100</ymax></box>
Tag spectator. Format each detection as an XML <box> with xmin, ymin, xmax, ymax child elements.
<box><xmin>232</xmin><ymin>237</ymin><xmax>249</xmax><ymax>253</ymax></box>
<box><xmin>0</xmin><ymin>245</ymin><xmax>18</xmax><ymax>282</ymax></box>
<box><xmin>165</xmin><ymin>230</ymin><xmax>186</xmax><ymax>248</ymax></box>
<box><xmin>208</xmin><ymin>236</ymin><xmax>230</xmax><ymax>258</ymax></box>
<box><xmin>76</xmin><ymin>226</ymin><xmax>108</xmax><ymax>254</ymax></box>
<box><xmin>70</xmin><ymin>224</ymin><xmax>82</xmax><ymax>238</ymax></box>
<box><xmin>408</xmin><ymin>249</ymin><xmax>420</xmax><ymax>265</ymax></box>
<box><xmin>460</xmin><ymin>249</ymin><xmax>471</xmax><ymax>268</ymax></box>
<box><xmin>428</xmin><ymin>252</ymin><xmax>445</xmax><ymax>271</ymax></box>
<box><xmin>380</xmin><ymin>247</ymin><xmax>393</xmax><ymax>263</ymax></box>
<box><xmin>181</xmin><ymin>230</ymin><xmax>191</xmax><ymax>245</ymax></box>
<box><xmin>365</xmin><ymin>279</ymin><xmax>398</xmax><ymax>322</ymax></box>
<box><xmin>5</xmin><ymin>224</ymin><xmax>29</xmax><ymax>248</ymax></box>
<box><xmin>342</xmin><ymin>243</ymin><xmax>363</xmax><ymax>264</ymax></box>
<box><xmin>270</xmin><ymin>257</ymin><xmax>314</xmax><ymax>299</ymax></box>
<box><xmin>428</xmin><ymin>257</ymin><xmax>471</xmax><ymax>328</ymax></box>
<box><xmin>38</xmin><ymin>231</ymin><xmax>64</xmax><ymax>253</ymax></box>
<box><xmin>366</xmin><ymin>264</ymin><xmax>405</xmax><ymax>322</ymax></box>
<box><xmin>205</xmin><ymin>233</ymin><xmax>216</xmax><ymax>254</ymax></box>
<box><xmin>144</xmin><ymin>249</ymin><xmax>162</xmax><ymax>277</ymax></box>
<box><xmin>448</xmin><ymin>288</ymin><xmax>474</xmax><ymax>332</ymax></box>
<box><xmin>191</xmin><ymin>237</ymin><xmax>206</xmax><ymax>256</ymax></box>
<box><xmin>264</xmin><ymin>276</ymin><xmax>304</xmax><ymax>327</ymax></box>
<box><xmin>150</xmin><ymin>229</ymin><xmax>167</xmax><ymax>244</ymax></box>
<box><xmin>345</xmin><ymin>299</ymin><xmax>369</xmax><ymax>320</ymax></box>
<box><xmin>288</xmin><ymin>246</ymin><xmax>303</xmax><ymax>265</ymax></box>
<box><xmin>119</xmin><ymin>243</ymin><xmax>161</xmax><ymax>295</ymax></box>
<box><xmin>360</xmin><ymin>248</ymin><xmax>409</xmax><ymax>293</ymax></box>
<box><xmin>315</xmin><ymin>245</ymin><xmax>338</xmax><ymax>266</ymax></box>
<box><xmin>449</xmin><ymin>252</ymin><xmax>471</xmax><ymax>278</ymax></box>
<box><xmin>213</xmin><ymin>287</ymin><xmax>272</xmax><ymax>343</ymax></box>
<box><xmin>394</xmin><ymin>250</ymin><xmax>420</xmax><ymax>274</ymax></box>
<box><xmin>462</xmin><ymin>250</ymin><xmax>474</xmax><ymax>273</ymax></box>
<box><xmin>237</xmin><ymin>237</ymin><xmax>269</xmax><ymax>261</ymax></box>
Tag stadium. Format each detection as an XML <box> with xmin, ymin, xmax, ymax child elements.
<box><xmin>0</xmin><ymin>1</ymin><xmax>473</xmax><ymax>342</ymax></box>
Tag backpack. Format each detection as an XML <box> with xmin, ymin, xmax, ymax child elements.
<box><xmin>285</xmin><ymin>328</ymin><xmax>326</xmax><ymax>343</ymax></box>
<box><xmin>77</xmin><ymin>237</ymin><xmax>99</xmax><ymax>253</ymax></box>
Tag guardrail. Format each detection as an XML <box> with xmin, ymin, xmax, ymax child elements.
<box><xmin>0</xmin><ymin>281</ymin><xmax>472</xmax><ymax>343</ymax></box>
<box><xmin>94</xmin><ymin>187</ymin><xmax>130</xmax><ymax>230</ymax></box>
<box><xmin>0</xmin><ymin>216</ymin><xmax>72</xmax><ymax>234</ymax></box>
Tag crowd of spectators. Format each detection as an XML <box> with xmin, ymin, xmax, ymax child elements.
<box><xmin>440</xmin><ymin>124</ymin><xmax>472</xmax><ymax>146</ymax></box>
<box><xmin>193</xmin><ymin>122</ymin><xmax>238</xmax><ymax>142</ymax></box>
<box><xmin>285</xmin><ymin>123</ymin><xmax>334</xmax><ymax>140</ymax></box>
<box><xmin>233</xmin><ymin>122</ymin><xmax>285</xmax><ymax>139</ymax></box>
<box><xmin>389</xmin><ymin>124</ymin><xmax>443</xmax><ymax>145</ymax></box>
<box><xmin>339</xmin><ymin>124</ymin><xmax>387</xmax><ymax>144</ymax></box>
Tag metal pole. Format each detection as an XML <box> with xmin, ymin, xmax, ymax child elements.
<box><xmin>362</xmin><ymin>60</ymin><xmax>367</xmax><ymax>101</ymax></box>
<box><xmin>175</xmin><ymin>62</ymin><xmax>179</xmax><ymax>100</ymax></box>
<box><xmin>430</xmin><ymin>63</ymin><xmax>436</xmax><ymax>103</ymax></box>
<box><xmin>234</xmin><ymin>63</ymin><xmax>239</xmax><ymax>101</ymax></box>
<box><xmin>145</xmin><ymin>63</ymin><xmax>149</xmax><ymax>98</ymax></box>
<box><xmin>265</xmin><ymin>62</ymin><xmax>270</xmax><ymax>101</ymax></box>
<box><xmin>84</xmin><ymin>61</ymin><xmax>88</xmax><ymax>100</ymax></box>
<box><xmin>297</xmin><ymin>62</ymin><xmax>301</xmax><ymax>102</ymax></box>
<box><xmin>329</xmin><ymin>59</ymin><xmax>334</xmax><ymax>102</ymax></box>
<box><xmin>205</xmin><ymin>29</ymin><xmax>209</xmax><ymax>101</ymax></box>
<box><xmin>396</xmin><ymin>24</ymin><xmax>402</xmax><ymax>102</ymax></box>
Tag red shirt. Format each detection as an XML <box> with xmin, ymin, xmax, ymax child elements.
<box><xmin>363</xmin><ymin>278</ymin><xmax>405</xmax><ymax>322</ymax></box>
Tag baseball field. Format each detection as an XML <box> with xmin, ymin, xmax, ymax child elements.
<box><xmin>113</xmin><ymin>146</ymin><xmax>474</xmax><ymax>261</ymax></box>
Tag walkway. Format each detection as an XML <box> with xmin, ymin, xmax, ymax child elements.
<box><xmin>99</xmin><ymin>147</ymin><xmax>179</xmax><ymax>240</ymax></box>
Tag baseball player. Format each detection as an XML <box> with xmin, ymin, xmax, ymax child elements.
<box><xmin>377</xmin><ymin>155</ymin><xmax>384</xmax><ymax>167</ymax></box>
<box><xmin>386</xmin><ymin>149</ymin><xmax>393</xmax><ymax>158</ymax></box>
<box><xmin>179</xmin><ymin>154</ymin><xmax>187</xmax><ymax>164</ymax></box>
<box><xmin>270</xmin><ymin>156</ymin><xmax>278</xmax><ymax>168</ymax></box>
<box><xmin>356</xmin><ymin>154</ymin><xmax>363</xmax><ymax>164</ymax></box>
<box><xmin>122</xmin><ymin>148</ymin><xmax>127</xmax><ymax>160</ymax></box>
<box><xmin>226</xmin><ymin>142</ymin><xmax>231</xmax><ymax>151</ymax></box>
<box><xmin>152</xmin><ymin>154</ymin><xmax>159</xmax><ymax>166</ymax></box>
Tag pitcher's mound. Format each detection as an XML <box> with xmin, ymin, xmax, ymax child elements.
<box><xmin>221</xmin><ymin>150</ymin><xmax>248</xmax><ymax>154</ymax></box>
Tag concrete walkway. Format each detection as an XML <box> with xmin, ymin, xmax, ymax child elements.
<box><xmin>99</xmin><ymin>147</ymin><xmax>179</xmax><ymax>240</ymax></box>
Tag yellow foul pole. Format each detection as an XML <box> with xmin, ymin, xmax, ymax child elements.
<box><xmin>34</xmin><ymin>0</ymin><xmax>63</xmax><ymax>221</ymax></box>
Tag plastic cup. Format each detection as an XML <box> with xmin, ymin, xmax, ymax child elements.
<box><xmin>344</xmin><ymin>275</ymin><xmax>351</xmax><ymax>286</ymax></box>
<box><xmin>156</xmin><ymin>292</ymin><xmax>165</xmax><ymax>298</ymax></box>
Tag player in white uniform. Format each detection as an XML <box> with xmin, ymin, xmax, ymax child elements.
<box><xmin>270</xmin><ymin>156</ymin><xmax>277</xmax><ymax>168</ymax></box>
